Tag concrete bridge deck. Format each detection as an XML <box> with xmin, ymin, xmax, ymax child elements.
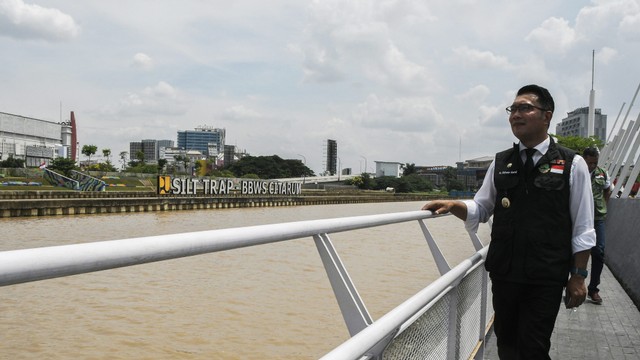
<box><xmin>484</xmin><ymin>263</ymin><xmax>640</xmax><ymax>359</ymax></box>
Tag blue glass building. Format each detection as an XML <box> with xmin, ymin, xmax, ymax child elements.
<box><xmin>177</xmin><ymin>126</ymin><xmax>226</xmax><ymax>157</ymax></box>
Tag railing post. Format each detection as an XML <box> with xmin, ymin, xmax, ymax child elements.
<box><xmin>418</xmin><ymin>219</ymin><xmax>451</xmax><ymax>275</ymax></box>
<box><xmin>446</xmin><ymin>277</ymin><xmax>463</xmax><ymax>360</ymax></box>
<box><xmin>313</xmin><ymin>233</ymin><xmax>372</xmax><ymax>337</ymax></box>
<box><xmin>475</xmin><ymin>269</ymin><xmax>490</xmax><ymax>359</ymax></box>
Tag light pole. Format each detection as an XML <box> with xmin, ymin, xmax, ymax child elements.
<box><xmin>297</xmin><ymin>154</ymin><xmax>306</xmax><ymax>184</ymax></box>
<box><xmin>338</xmin><ymin>157</ymin><xmax>341</xmax><ymax>181</ymax></box>
<box><xmin>360</xmin><ymin>155</ymin><xmax>367</xmax><ymax>175</ymax></box>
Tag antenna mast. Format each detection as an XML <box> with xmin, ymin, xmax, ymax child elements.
<box><xmin>587</xmin><ymin>50</ymin><xmax>595</xmax><ymax>137</ymax></box>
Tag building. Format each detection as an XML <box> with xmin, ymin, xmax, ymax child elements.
<box><xmin>157</xmin><ymin>139</ymin><xmax>174</xmax><ymax>151</ymax></box>
<box><xmin>177</xmin><ymin>126</ymin><xmax>225</xmax><ymax>157</ymax></box>
<box><xmin>415</xmin><ymin>165</ymin><xmax>449</xmax><ymax>187</ymax></box>
<box><xmin>555</xmin><ymin>107</ymin><xmax>607</xmax><ymax>142</ymax></box>
<box><xmin>157</xmin><ymin>147</ymin><xmax>205</xmax><ymax>173</ymax></box>
<box><xmin>129</xmin><ymin>139</ymin><xmax>174</xmax><ymax>164</ymax></box>
<box><xmin>223</xmin><ymin>145</ymin><xmax>235</xmax><ymax>167</ymax></box>
<box><xmin>415</xmin><ymin>155</ymin><xmax>492</xmax><ymax>190</ymax></box>
<box><xmin>0</xmin><ymin>111</ymin><xmax>75</xmax><ymax>167</ymax></box>
<box><xmin>375</xmin><ymin>161</ymin><xmax>403</xmax><ymax>178</ymax></box>
<box><xmin>326</xmin><ymin>139</ymin><xmax>337</xmax><ymax>175</ymax></box>
<box><xmin>456</xmin><ymin>156</ymin><xmax>493</xmax><ymax>190</ymax></box>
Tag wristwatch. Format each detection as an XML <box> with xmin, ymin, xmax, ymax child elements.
<box><xmin>570</xmin><ymin>267</ymin><xmax>588</xmax><ymax>277</ymax></box>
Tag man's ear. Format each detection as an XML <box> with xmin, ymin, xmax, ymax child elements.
<box><xmin>544</xmin><ymin>111</ymin><xmax>553</xmax><ymax>128</ymax></box>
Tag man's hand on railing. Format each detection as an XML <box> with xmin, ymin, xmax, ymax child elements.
<box><xmin>421</xmin><ymin>200</ymin><xmax>468</xmax><ymax>221</ymax></box>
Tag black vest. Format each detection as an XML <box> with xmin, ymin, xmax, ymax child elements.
<box><xmin>485</xmin><ymin>138</ymin><xmax>575</xmax><ymax>285</ymax></box>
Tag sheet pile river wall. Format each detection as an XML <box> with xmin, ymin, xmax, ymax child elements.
<box><xmin>0</xmin><ymin>191</ymin><xmax>440</xmax><ymax>218</ymax></box>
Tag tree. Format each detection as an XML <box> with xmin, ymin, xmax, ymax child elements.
<box><xmin>402</xmin><ymin>163</ymin><xmax>417</xmax><ymax>176</ymax></box>
<box><xmin>552</xmin><ymin>134</ymin><xmax>604</xmax><ymax>153</ymax></box>
<box><xmin>157</xmin><ymin>159</ymin><xmax>168</xmax><ymax>174</ymax></box>
<box><xmin>119</xmin><ymin>151</ymin><xmax>128</xmax><ymax>170</ymax></box>
<box><xmin>447</xmin><ymin>178</ymin><xmax>466</xmax><ymax>191</ymax></box>
<box><xmin>404</xmin><ymin>174</ymin><xmax>434</xmax><ymax>192</ymax></box>
<box><xmin>48</xmin><ymin>157</ymin><xmax>77</xmax><ymax>176</ymax></box>
<box><xmin>89</xmin><ymin>162</ymin><xmax>116</xmax><ymax>172</ymax></box>
<box><xmin>224</xmin><ymin>155</ymin><xmax>315</xmax><ymax>179</ymax></box>
<box><xmin>102</xmin><ymin>148</ymin><xmax>111</xmax><ymax>163</ymax></box>
<box><xmin>184</xmin><ymin>156</ymin><xmax>191</xmax><ymax>175</ymax></box>
<box><xmin>125</xmin><ymin>163</ymin><xmax>159</xmax><ymax>174</ymax></box>
<box><xmin>371</xmin><ymin>174</ymin><xmax>433</xmax><ymax>193</ymax></box>
<box><xmin>81</xmin><ymin>144</ymin><xmax>98</xmax><ymax>166</ymax></box>
<box><xmin>211</xmin><ymin>169</ymin><xmax>235</xmax><ymax>177</ymax></box>
<box><xmin>135</xmin><ymin>150</ymin><xmax>145</xmax><ymax>164</ymax></box>
<box><xmin>0</xmin><ymin>156</ymin><xmax>25</xmax><ymax>168</ymax></box>
<box><xmin>346</xmin><ymin>172</ymin><xmax>376</xmax><ymax>190</ymax></box>
<box><xmin>442</xmin><ymin>166</ymin><xmax>458</xmax><ymax>191</ymax></box>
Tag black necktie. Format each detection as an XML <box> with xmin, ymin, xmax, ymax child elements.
<box><xmin>524</xmin><ymin>148</ymin><xmax>536</xmax><ymax>174</ymax></box>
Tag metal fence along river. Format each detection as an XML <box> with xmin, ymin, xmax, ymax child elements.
<box><xmin>0</xmin><ymin>201</ymin><xmax>491</xmax><ymax>359</ymax></box>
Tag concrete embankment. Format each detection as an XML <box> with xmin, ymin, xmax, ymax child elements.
<box><xmin>0</xmin><ymin>191</ymin><xmax>439</xmax><ymax>218</ymax></box>
<box><xmin>605</xmin><ymin>197</ymin><xmax>640</xmax><ymax>309</ymax></box>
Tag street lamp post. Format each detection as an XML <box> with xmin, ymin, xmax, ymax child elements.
<box><xmin>297</xmin><ymin>154</ymin><xmax>306</xmax><ymax>184</ymax></box>
<box><xmin>338</xmin><ymin>157</ymin><xmax>341</xmax><ymax>181</ymax></box>
<box><xmin>360</xmin><ymin>155</ymin><xmax>367</xmax><ymax>175</ymax></box>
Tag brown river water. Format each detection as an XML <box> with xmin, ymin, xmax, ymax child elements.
<box><xmin>0</xmin><ymin>201</ymin><xmax>490</xmax><ymax>359</ymax></box>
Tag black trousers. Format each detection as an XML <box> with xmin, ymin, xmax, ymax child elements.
<box><xmin>491</xmin><ymin>279</ymin><xmax>564</xmax><ymax>360</ymax></box>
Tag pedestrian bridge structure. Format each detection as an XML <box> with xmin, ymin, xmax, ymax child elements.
<box><xmin>276</xmin><ymin>174</ymin><xmax>358</xmax><ymax>184</ymax></box>
<box><xmin>2</xmin><ymin>86</ymin><xmax>640</xmax><ymax>358</ymax></box>
<box><xmin>0</xmin><ymin>210</ymin><xmax>493</xmax><ymax>359</ymax></box>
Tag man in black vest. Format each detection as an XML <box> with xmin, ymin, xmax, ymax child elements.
<box><xmin>422</xmin><ymin>84</ymin><xmax>595</xmax><ymax>359</ymax></box>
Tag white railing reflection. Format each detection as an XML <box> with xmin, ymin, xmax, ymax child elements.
<box><xmin>0</xmin><ymin>210</ymin><xmax>492</xmax><ymax>360</ymax></box>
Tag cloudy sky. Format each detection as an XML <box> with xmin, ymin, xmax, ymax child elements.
<box><xmin>1</xmin><ymin>0</ymin><xmax>639</xmax><ymax>174</ymax></box>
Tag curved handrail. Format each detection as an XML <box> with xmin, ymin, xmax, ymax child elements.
<box><xmin>320</xmin><ymin>248</ymin><xmax>488</xmax><ymax>360</ymax></box>
<box><xmin>0</xmin><ymin>210</ymin><xmax>436</xmax><ymax>287</ymax></box>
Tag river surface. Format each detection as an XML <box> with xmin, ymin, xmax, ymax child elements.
<box><xmin>0</xmin><ymin>201</ymin><xmax>490</xmax><ymax>359</ymax></box>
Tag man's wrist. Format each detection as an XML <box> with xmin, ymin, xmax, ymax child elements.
<box><xmin>570</xmin><ymin>267</ymin><xmax>588</xmax><ymax>278</ymax></box>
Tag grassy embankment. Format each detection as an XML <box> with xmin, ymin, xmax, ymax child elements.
<box><xmin>0</xmin><ymin>173</ymin><xmax>446</xmax><ymax>198</ymax></box>
<box><xmin>0</xmin><ymin>173</ymin><xmax>155</xmax><ymax>192</ymax></box>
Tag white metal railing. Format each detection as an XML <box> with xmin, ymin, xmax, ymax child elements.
<box><xmin>600</xmin><ymin>82</ymin><xmax>640</xmax><ymax>199</ymax></box>
<box><xmin>0</xmin><ymin>210</ymin><xmax>492</xmax><ymax>359</ymax></box>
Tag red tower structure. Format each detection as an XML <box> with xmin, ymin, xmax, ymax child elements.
<box><xmin>70</xmin><ymin>111</ymin><xmax>77</xmax><ymax>161</ymax></box>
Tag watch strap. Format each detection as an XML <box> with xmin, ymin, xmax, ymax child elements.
<box><xmin>570</xmin><ymin>267</ymin><xmax>588</xmax><ymax>277</ymax></box>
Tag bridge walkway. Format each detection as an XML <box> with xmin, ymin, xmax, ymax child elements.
<box><xmin>483</xmin><ymin>263</ymin><xmax>640</xmax><ymax>359</ymax></box>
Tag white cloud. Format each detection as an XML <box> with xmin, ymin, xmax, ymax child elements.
<box><xmin>451</xmin><ymin>47</ymin><xmax>514</xmax><ymax>70</ymax></box>
<box><xmin>142</xmin><ymin>81</ymin><xmax>178</xmax><ymax>99</ymax></box>
<box><xmin>297</xmin><ymin>0</ymin><xmax>438</xmax><ymax>94</ymax></box>
<box><xmin>525</xmin><ymin>17</ymin><xmax>578</xmax><ymax>53</ymax></box>
<box><xmin>574</xmin><ymin>0</ymin><xmax>640</xmax><ymax>43</ymax></box>
<box><xmin>597</xmin><ymin>47</ymin><xmax>618</xmax><ymax>64</ymax></box>
<box><xmin>222</xmin><ymin>105</ymin><xmax>264</xmax><ymax>121</ymax></box>
<box><xmin>619</xmin><ymin>12</ymin><xmax>640</xmax><ymax>41</ymax></box>
<box><xmin>100</xmin><ymin>81</ymin><xmax>185</xmax><ymax>118</ymax></box>
<box><xmin>478</xmin><ymin>105</ymin><xmax>504</xmax><ymax>128</ymax></box>
<box><xmin>0</xmin><ymin>0</ymin><xmax>80</xmax><ymax>41</ymax></box>
<box><xmin>131</xmin><ymin>53</ymin><xmax>153</xmax><ymax>70</ymax></box>
<box><xmin>352</xmin><ymin>94</ymin><xmax>443</xmax><ymax>132</ymax></box>
<box><xmin>456</xmin><ymin>85</ymin><xmax>491</xmax><ymax>104</ymax></box>
<box><xmin>2</xmin><ymin>1</ymin><xmax>640</xmax><ymax>172</ymax></box>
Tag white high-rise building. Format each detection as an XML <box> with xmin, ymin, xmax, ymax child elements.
<box><xmin>555</xmin><ymin>107</ymin><xmax>607</xmax><ymax>142</ymax></box>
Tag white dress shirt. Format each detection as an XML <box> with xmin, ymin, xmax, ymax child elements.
<box><xmin>463</xmin><ymin>137</ymin><xmax>596</xmax><ymax>254</ymax></box>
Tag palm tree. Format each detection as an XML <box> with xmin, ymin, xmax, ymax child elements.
<box><xmin>102</xmin><ymin>148</ymin><xmax>112</xmax><ymax>164</ymax></box>
<box><xmin>119</xmin><ymin>151</ymin><xmax>128</xmax><ymax>170</ymax></box>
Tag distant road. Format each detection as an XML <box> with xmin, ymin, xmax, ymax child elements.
<box><xmin>275</xmin><ymin>174</ymin><xmax>357</xmax><ymax>183</ymax></box>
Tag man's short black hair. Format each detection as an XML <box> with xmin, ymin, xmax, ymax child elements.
<box><xmin>517</xmin><ymin>84</ymin><xmax>555</xmax><ymax>113</ymax></box>
<box><xmin>583</xmin><ymin>147</ymin><xmax>600</xmax><ymax>157</ymax></box>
